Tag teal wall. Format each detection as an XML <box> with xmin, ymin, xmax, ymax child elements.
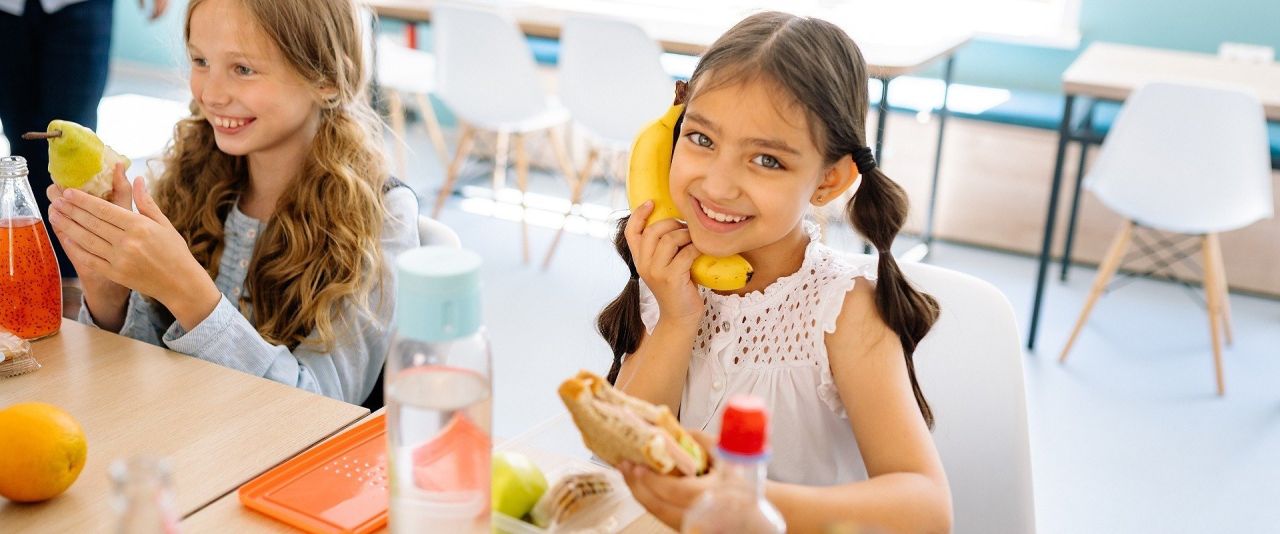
<box><xmin>110</xmin><ymin>0</ymin><xmax>1280</xmax><ymax>94</ymax></box>
<box><xmin>111</xmin><ymin>0</ymin><xmax>189</xmax><ymax>68</ymax></box>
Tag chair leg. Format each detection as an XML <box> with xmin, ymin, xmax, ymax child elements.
<box><xmin>1060</xmin><ymin>220</ymin><xmax>1134</xmax><ymax>363</ymax></box>
<box><xmin>434</xmin><ymin>123</ymin><xmax>475</xmax><ymax>218</ymax></box>
<box><xmin>514</xmin><ymin>133</ymin><xmax>530</xmax><ymax>264</ymax></box>
<box><xmin>412</xmin><ymin>93</ymin><xmax>450</xmax><ymax>166</ymax></box>
<box><xmin>492</xmin><ymin>131</ymin><xmax>511</xmax><ymax>195</ymax></box>
<box><xmin>546</xmin><ymin>126</ymin><xmax>579</xmax><ymax>189</ymax></box>
<box><xmin>543</xmin><ymin>147</ymin><xmax>597</xmax><ymax>269</ymax></box>
<box><xmin>1202</xmin><ymin>233</ymin><xmax>1226</xmax><ymax>396</ymax></box>
<box><xmin>387</xmin><ymin>91</ymin><xmax>408</xmax><ymax>180</ymax></box>
<box><xmin>1209</xmin><ymin>234</ymin><xmax>1233</xmax><ymax>346</ymax></box>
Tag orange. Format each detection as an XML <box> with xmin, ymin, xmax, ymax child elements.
<box><xmin>0</xmin><ymin>402</ymin><xmax>88</xmax><ymax>502</ymax></box>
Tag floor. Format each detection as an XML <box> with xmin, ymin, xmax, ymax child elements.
<box><xmin>11</xmin><ymin>65</ymin><xmax>1279</xmax><ymax>534</ymax></box>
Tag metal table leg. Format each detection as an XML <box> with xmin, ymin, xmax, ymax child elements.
<box><xmin>864</xmin><ymin>76</ymin><xmax>894</xmax><ymax>255</ymax></box>
<box><xmin>902</xmin><ymin>55</ymin><xmax>956</xmax><ymax>263</ymax></box>
<box><xmin>1027</xmin><ymin>94</ymin><xmax>1076</xmax><ymax>350</ymax></box>
<box><xmin>1059</xmin><ymin>101</ymin><xmax>1095</xmax><ymax>282</ymax></box>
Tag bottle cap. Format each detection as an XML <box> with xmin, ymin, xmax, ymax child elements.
<box><xmin>718</xmin><ymin>395</ymin><xmax>769</xmax><ymax>457</ymax></box>
<box><xmin>395</xmin><ymin>246</ymin><xmax>483</xmax><ymax>342</ymax></box>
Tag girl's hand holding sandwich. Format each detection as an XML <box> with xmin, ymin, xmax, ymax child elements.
<box><xmin>618</xmin><ymin>429</ymin><xmax>717</xmax><ymax>529</ymax></box>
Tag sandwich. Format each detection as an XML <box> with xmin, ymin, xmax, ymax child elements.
<box><xmin>557</xmin><ymin>371</ymin><xmax>708</xmax><ymax>477</ymax></box>
<box><xmin>529</xmin><ymin>472</ymin><xmax>613</xmax><ymax>528</ymax></box>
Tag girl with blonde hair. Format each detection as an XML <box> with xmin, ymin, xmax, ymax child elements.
<box><xmin>47</xmin><ymin>0</ymin><xmax>417</xmax><ymax>405</ymax></box>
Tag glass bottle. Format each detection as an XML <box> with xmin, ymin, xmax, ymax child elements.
<box><xmin>386</xmin><ymin>246</ymin><xmax>492</xmax><ymax>534</ymax></box>
<box><xmin>0</xmin><ymin>156</ymin><xmax>62</xmax><ymax>340</ymax></box>
<box><xmin>682</xmin><ymin>395</ymin><xmax>785</xmax><ymax>534</ymax></box>
<box><xmin>110</xmin><ymin>456</ymin><xmax>180</xmax><ymax>534</ymax></box>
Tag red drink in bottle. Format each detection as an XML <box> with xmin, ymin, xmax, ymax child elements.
<box><xmin>1</xmin><ymin>156</ymin><xmax>63</xmax><ymax>340</ymax></box>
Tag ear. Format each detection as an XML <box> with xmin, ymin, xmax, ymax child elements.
<box><xmin>811</xmin><ymin>153</ymin><xmax>858</xmax><ymax>207</ymax></box>
<box><xmin>317</xmin><ymin>85</ymin><xmax>340</xmax><ymax>105</ymax></box>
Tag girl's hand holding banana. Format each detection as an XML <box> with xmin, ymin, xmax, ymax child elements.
<box><xmin>624</xmin><ymin>201</ymin><xmax>705</xmax><ymax>329</ymax></box>
<box><xmin>625</xmin><ymin>86</ymin><xmax>753</xmax><ymax>293</ymax></box>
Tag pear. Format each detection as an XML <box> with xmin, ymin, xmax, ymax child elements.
<box><xmin>23</xmin><ymin>120</ymin><xmax>128</xmax><ymax>199</ymax></box>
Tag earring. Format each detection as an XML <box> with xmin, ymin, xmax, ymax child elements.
<box><xmin>816</xmin><ymin>193</ymin><xmax>825</xmax><ymax>202</ymax></box>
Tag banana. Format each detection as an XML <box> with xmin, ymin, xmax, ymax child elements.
<box><xmin>626</xmin><ymin>100</ymin><xmax>754</xmax><ymax>291</ymax></box>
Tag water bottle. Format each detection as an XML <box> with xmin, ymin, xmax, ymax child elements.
<box><xmin>0</xmin><ymin>156</ymin><xmax>62</xmax><ymax>340</ymax></box>
<box><xmin>681</xmin><ymin>395</ymin><xmax>785</xmax><ymax>534</ymax></box>
<box><xmin>386</xmin><ymin>246</ymin><xmax>492</xmax><ymax>533</ymax></box>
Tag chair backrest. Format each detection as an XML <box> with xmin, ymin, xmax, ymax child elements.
<box><xmin>1085</xmin><ymin>81</ymin><xmax>1273</xmax><ymax>234</ymax></box>
<box><xmin>845</xmin><ymin>256</ymin><xmax>1037</xmax><ymax>533</ymax></box>
<box><xmin>363</xmin><ymin>215</ymin><xmax>461</xmax><ymax>411</ymax></box>
<box><xmin>432</xmin><ymin>4</ymin><xmax>548</xmax><ymax>127</ymax></box>
<box><xmin>418</xmin><ymin>215</ymin><xmax>462</xmax><ymax>248</ymax></box>
<box><xmin>558</xmin><ymin>16</ymin><xmax>673</xmax><ymax>146</ymax></box>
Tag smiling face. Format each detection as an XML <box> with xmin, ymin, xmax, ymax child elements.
<box><xmin>670</xmin><ymin>77</ymin><xmax>836</xmax><ymax>261</ymax></box>
<box><xmin>186</xmin><ymin>0</ymin><xmax>322</xmax><ymax>159</ymax></box>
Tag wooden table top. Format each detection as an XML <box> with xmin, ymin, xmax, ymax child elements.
<box><xmin>1063</xmin><ymin>42</ymin><xmax>1280</xmax><ymax>120</ymax></box>
<box><xmin>181</xmin><ymin>410</ymin><xmax>675</xmax><ymax>533</ymax></box>
<box><xmin>364</xmin><ymin>0</ymin><xmax>972</xmax><ymax>79</ymax></box>
<box><xmin>0</xmin><ymin>320</ymin><xmax>368</xmax><ymax>532</ymax></box>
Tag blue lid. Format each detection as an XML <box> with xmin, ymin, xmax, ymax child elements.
<box><xmin>396</xmin><ymin>246</ymin><xmax>483</xmax><ymax>342</ymax></box>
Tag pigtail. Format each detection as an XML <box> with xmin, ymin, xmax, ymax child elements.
<box><xmin>848</xmin><ymin>167</ymin><xmax>941</xmax><ymax>428</ymax></box>
<box><xmin>596</xmin><ymin>215</ymin><xmax>645</xmax><ymax>384</ymax></box>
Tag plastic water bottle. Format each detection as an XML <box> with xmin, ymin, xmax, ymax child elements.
<box><xmin>681</xmin><ymin>395</ymin><xmax>785</xmax><ymax>534</ymax></box>
<box><xmin>386</xmin><ymin>247</ymin><xmax>492</xmax><ymax>533</ymax></box>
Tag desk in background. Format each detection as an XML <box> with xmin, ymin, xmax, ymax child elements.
<box><xmin>1026</xmin><ymin>42</ymin><xmax>1280</xmax><ymax>350</ymax></box>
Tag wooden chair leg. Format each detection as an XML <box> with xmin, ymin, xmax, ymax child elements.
<box><xmin>542</xmin><ymin>147</ymin><xmax>598</xmax><ymax>269</ymax></box>
<box><xmin>1209</xmin><ymin>234</ymin><xmax>1233</xmax><ymax>346</ymax></box>
<box><xmin>1060</xmin><ymin>220</ymin><xmax>1134</xmax><ymax>363</ymax></box>
<box><xmin>387</xmin><ymin>91</ymin><xmax>408</xmax><ymax>180</ymax></box>
<box><xmin>546</xmin><ymin>126</ymin><xmax>578</xmax><ymax>189</ymax></box>
<box><xmin>412</xmin><ymin>93</ymin><xmax>450</xmax><ymax>166</ymax></box>
<box><xmin>1202</xmin><ymin>233</ymin><xmax>1226</xmax><ymax>396</ymax></box>
<box><xmin>434</xmin><ymin>123</ymin><xmax>475</xmax><ymax>218</ymax></box>
<box><xmin>492</xmin><ymin>131</ymin><xmax>511</xmax><ymax>195</ymax></box>
<box><xmin>514</xmin><ymin>133</ymin><xmax>530</xmax><ymax>264</ymax></box>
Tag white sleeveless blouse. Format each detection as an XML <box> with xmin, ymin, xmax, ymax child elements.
<box><xmin>638</xmin><ymin>224</ymin><xmax>876</xmax><ymax>485</ymax></box>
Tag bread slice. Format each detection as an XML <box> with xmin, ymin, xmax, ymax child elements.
<box><xmin>558</xmin><ymin>371</ymin><xmax>707</xmax><ymax>476</ymax></box>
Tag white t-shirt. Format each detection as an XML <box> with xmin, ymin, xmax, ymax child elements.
<box><xmin>638</xmin><ymin>223</ymin><xmax>876</xmax><ymax>485</ymax></box>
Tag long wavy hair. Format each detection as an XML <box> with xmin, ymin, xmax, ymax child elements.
<box><xmin>596</xmin><ymin>12</ymin><xmax>941</xmax><ymax>427</ymax></box>
<box><xmin>156</xmin><ymin>0</ymin><xmax>389</xmax><ymax>351</ymax></box>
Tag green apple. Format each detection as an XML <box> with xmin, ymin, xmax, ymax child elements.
<box><xmin>491</xmin><ymin>451</ymin><xmax>547</xmax><ymax>520</ymax></box>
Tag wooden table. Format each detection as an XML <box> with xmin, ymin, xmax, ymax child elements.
<box><xmin>364</xmin><ymin>0</ymin><xmax>972</xmax><ymax>259</ymax></box>
<box><xmin>1025</xmin><ymin>42</ymin><xmax>1280</xmax><ymax>350</ymax></box>
<box><xmin>0</xmin><ymin>320</ymin><xmax>368</xmax><ymax>532</ymax></box>
<box><xmin>181</xmin><ymin>410</ymin><xmax>674</xmax><ymax>533</ymax></box>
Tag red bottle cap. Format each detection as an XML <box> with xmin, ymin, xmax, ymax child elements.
<box><xmin>718</xmin><ymin>395</ymin><xmax>769</xmax><ymax>456</ymax></box>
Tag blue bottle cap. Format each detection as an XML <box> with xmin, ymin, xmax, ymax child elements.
<box><xmin>395</xmin><ymin>246</ymin><xmax>483</xmax><ymax>342</ymax></box>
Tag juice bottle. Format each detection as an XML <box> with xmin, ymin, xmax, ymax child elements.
<box><xmin>0</xmin><ymin>156</ymin><xmax>62</xmax><ymax>340</ymax></box>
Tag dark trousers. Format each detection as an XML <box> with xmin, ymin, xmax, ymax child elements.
<box><xmin>0</xmin><ymin>0</ymin><xmax>114</xmax><ymax>277</ymax></box>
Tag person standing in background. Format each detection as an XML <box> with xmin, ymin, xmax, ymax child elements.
<box><xmin>0</xmin><ymin>0</ymin><xmax>169</xmax><ymax>282</ymax></box>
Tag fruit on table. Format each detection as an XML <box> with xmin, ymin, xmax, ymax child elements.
<box><xmin>626</xmin><ymin>83</ymin><xmax>753</xmax><ymax>291</ymax></box>
<box><xmin>23</xmin><ymin>120</ymin><xmax>128</xmax><ymax>199</ymax></box>
<box><xmin>0</xmin><ymin>402</ymin><xmax>88</xmax><ymax>502</ymax></box>
<box><xmin>491</xmin><ymin>451</ymin><xmax>547</xmax><ymax>520</ymax></box>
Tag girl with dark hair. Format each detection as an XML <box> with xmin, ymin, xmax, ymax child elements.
<box><xmin>598</xmin><ymin>11</ymin><xmax>952</xmax><ymax>532</ymax></box>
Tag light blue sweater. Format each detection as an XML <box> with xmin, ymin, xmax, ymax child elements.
<box><xmin>78</xmin><ymin>188</ymin><xmax>420</xmax><ymax>404</ymax></box>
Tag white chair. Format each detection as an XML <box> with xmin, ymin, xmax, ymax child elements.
<box><xmin>541</xmin><ymin>15</ymin><xmax>674</xmax><ymax>268</ymax></box>
<box><xmin>361</xmin><ymin>10</ymin><xmax>449</xmax><ymax>178</ymax></box>
<box><xmin>418</xmin><ymin>214</ymin><xmax>461</xmax><ymax>248</ymax></box>
<box><xmin>431</xmin><ymin>3</ymin><xmax>577</xmax><ymax>263</ymax></box>
<box><xmin>1059</xmin><ymin>82</ymin><xmax>1273</xmax><ymax>395</ymax></box>
<box><xmin>864</xmin><ymin>258</ymin><xmax>1037</xmax><ymax>534</ymax></box>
